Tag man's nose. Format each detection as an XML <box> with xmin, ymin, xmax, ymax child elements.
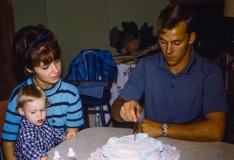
<box><xmin>166</xmin><ymin>44</ymin><xmax>173</xmax><ymax>54</ymax></box>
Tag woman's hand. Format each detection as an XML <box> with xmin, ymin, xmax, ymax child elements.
<box><xmin>39</xmin><ymin>156</ymin><xmax>51</xmax><ymax>160</ymax></box>
<box><xmin>65</xmin><ymin>131</ymin><xmax>76</xmax><ymax>140</ymax></box>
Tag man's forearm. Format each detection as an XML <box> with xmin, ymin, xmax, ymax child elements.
<box><xmin>2</xmin><ymin>141</ymin><xmax>17</xmax><ymax>160</ymax></box>
<box><xmin>166</xmin><ymin>112</ymin><xmax>226</xmax><ymax>141</ymax></box>
<box><xmin>111</xmin><ymin>97</ymin><xmax>126</xmax><ymax>122</ymax></box>
<box><xmin>138</xmin><ymin>112</ymin><xmax>226</xmax><ymax>142</ymax></box>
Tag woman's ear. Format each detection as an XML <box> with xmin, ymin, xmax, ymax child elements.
<box><xmin>189</xmin><ymin>32</ymin><xmax>196</xmax><ymax>44</ymax></box>
<box><xmin>18</xmin><ymin>108</ymin><xmax>25</xmax><ymax>116</ymax></box>
<box><xmin>25</xmin><ymin>67</ymin><xmax>34</xmax><ymax>74</ymax></box>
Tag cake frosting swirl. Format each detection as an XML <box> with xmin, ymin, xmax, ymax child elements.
<box><xmin>103</xmin><ymin>133</ymin><xmax>165</xmax><ymax>160</ymax></box>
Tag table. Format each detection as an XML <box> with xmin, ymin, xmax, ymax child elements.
<box><xmin>47</xmin><ymin>127</ymin><xmax>234</xmax><ymax>160</ymax></box>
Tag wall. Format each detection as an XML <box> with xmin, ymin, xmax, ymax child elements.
<box><xmin>12</xmin><ymin>0</ymin><xmax>48</xmax><ymax>28</ymax></box>
<box><xmin>12</xmin><ymin>0</ymin><xmax>169</xmax><ymax>77</ymax></box>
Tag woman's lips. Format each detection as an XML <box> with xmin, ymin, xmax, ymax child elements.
<box><xmin>52</xmin><ymin>75</ymin><xmax>59</xmax><ymax>80</ymax></box>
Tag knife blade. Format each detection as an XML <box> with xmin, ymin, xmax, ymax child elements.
<box><xmin>133</xmin><ymin>107</ymin><xmax>137</xmax><ymax>142</ymax></box>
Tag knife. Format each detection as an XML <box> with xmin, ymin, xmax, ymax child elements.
<box><xmin>133</xmin><ymin>107</ymin><xmax>137</xmax><ymax>142</ymax></box>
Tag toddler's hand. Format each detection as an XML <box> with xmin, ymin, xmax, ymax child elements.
<box><xmin>65</xmin><ymin>131</ymin><xmax>76</xmax><ymax>140</ymax></box>
<box><xmin>39</xmin><ymin>156</ymin><xmax>50</xmax><ymax>160</ymax></box>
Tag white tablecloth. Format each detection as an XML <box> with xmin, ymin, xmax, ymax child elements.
<box><xmin>109</xmin><ymin>63</ymin><xmax>136</xmax><ymax>104</ymax></box>
<box><xmin>48</xmin><ymin>127</ymin><xmax>234</xmax><ymax>160</ymax></box>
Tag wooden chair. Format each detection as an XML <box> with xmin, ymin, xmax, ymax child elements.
<box><xmin>0</xmin><ymin>100</ymin><xmax>8</xmax><ymax>160</ymax></box>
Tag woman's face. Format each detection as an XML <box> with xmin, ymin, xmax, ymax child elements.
<box><xmin>28</xmin><ymin>59</ymin><xmax>62</xmax><ymax>89</ymax></box>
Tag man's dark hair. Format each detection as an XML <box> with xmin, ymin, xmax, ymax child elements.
<box><xmin>157</xmin><ymin>5</ymin><xmax>196</xmax><ymax>35</ymax></box>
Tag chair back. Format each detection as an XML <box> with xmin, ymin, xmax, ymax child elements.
<box><xmin>0</xmin><ymin>100</ymin><xmax>7</xmax><ymax>160</ymax></box>
<box><xmin>0</xmin><ymin>100</ymin><xmax>7</xmax><ymax>138</ymax></box>
<box><xmin>64</xmin><ymin>49</ymin><xmax>118</xmax><ymax>83</ymax></box>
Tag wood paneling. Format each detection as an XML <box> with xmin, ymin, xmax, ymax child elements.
<box><xmin>0</xmin><ymin>100</ymin><xmax>8</xmax><ymax>138</ymax></box>
<box><xmin>0</xmin><ymin>0</ymin><xmax>17</xmax><ymax>101</ymax></box>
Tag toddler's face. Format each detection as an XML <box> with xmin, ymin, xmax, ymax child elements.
<box><xmin>20</xmin><ymin>97</ymin><xmax>47</xmax><ymax>126</ymax></box>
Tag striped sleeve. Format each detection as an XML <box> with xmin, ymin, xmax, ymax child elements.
<box><xmin>66</xmin><ymin>83</ymin><xmax>84</xmax><ymax>128</ymax></box>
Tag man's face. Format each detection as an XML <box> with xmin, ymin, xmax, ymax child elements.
<box><xmin>158</xmin><ymin>22</ymin><xmax>195</xmax><ymax>72</ymax></box>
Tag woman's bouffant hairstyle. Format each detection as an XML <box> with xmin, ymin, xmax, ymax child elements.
<box><xmin>16</xmin><ymin>84</ymin><xmax>50</xmax><ymax>112</ymax></box>
<box><xmin>157</xmin><ymin>5</ymin><xmax>197</xmax><ymax>35</ymax></box>
<box><xmin>12</xmin><ymin>25</ymin><xmax>61</xmax><ymax>76</ymax></box>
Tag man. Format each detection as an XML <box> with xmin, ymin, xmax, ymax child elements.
<box><xmin>111</xmin><ymin>4</ymin><xmax>228</xmax><ymax>142</ymax></box>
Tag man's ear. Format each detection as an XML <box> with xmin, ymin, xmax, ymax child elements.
<box><xmin>18</xmin><ymin>108</ymin><xmax>25</xmax><ymax>116</ymax></box>
<box><xmin>189</xmin><ymin>32</ymin><xmax>196</xmax><ymax>44</ymax></box>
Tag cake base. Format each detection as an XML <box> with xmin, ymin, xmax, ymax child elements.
<box><xmin>102</xmin><ymin>133</ymin><xmax>165</xmax><ymax>160</ymax></box>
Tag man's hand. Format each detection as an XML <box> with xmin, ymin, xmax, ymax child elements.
<box><xmin>138</xmin><ymin>119</ymin><xmax>162</xmax><ymax>137</ymax></box>
<box><xmin>119</xmin><ymin>100</ymin><xmax>142</xmax><ymax>122</ymax></box>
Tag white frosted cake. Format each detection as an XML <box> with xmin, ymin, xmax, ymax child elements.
<box><xmin>102</xmin><ymin>133</ymin><xmax>165</xmax><ymax>160</ymax></box>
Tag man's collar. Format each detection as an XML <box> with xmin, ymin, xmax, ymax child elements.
<box><xmin>158</xmin><ymin>46</ymin><xmax>197</xmax><ymax>74</ymax></box>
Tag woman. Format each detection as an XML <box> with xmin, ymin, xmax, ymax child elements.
<box><xmin>1</xmin><ymin>25</ymin><xmax>84</xmax><ymax>160</ymax></box>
